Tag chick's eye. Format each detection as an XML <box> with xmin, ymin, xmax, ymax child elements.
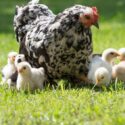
<box><xmin>101</xmin><ymin>76</ymin><xmax>104</xmax><ymax>79</ymax></box>
<box><xmin>23</xmin><ymin>67</ymin><xmax>26</xmax><ymax>70</ymax></box>
<box><xmin>110</xmin><ymin>52</ymin><xmax>114</xmax><ymax>55</ymax></box>
<box><xmin>85</xmin><ymin>15</ymin><xmax>91</xmax><ymax>20</ymax></box>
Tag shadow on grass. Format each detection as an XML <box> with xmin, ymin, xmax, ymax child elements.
<box><xmin>44</xmin><ymin>78</ymin><xmax>125</xmax><ymax>93</ymax></box>
<box><xmin>1</xmin><ymin>78</ymin><xmax>125</xmax><ymax>95</ymax></box>
<box><xmin>0</xmin><ymin>0</ymin><xmax>125</xmax><ymax>33</ymax></box>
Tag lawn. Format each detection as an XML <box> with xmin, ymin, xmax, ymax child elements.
<box><xmin>0</xmin><ymin>0</ymin><xmax>125</xmax><ymax>124</ymax></box>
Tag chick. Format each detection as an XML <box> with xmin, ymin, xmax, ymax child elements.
<box><xmin>16</xmin><ymin>62</ymin><xmax>45</xmax><ymax>91</ymax></box>
<box><xmin>94</xmin><ymin>67</ymin><xmax>111</xmax><ymax>86</ymax></box>
<box><xmin>82</xmin><ymin>48</ymin><xmax>120</xmax><ymax>87</ymax></box>
<box><xmin>112</xmin><ymin>48</ymin><xmax>125</xmax><ymax>82</ymax></box>
<box><xmin>118</xmin><ymin>48</ymin><xmax>125</xmax><ymax>61</ymax></box>
<box><xmin>7</xmin><ymin>54</ymin><xmax>26</xmax><ymax>88</ymax></box>
<box><xmin>102</xmin><ymin>48</ymin><xmax>120</xmax><ymax>64</ymax></box>
<box><xmin>88</xmin><ymin>56</ymin><xmax>112</xmax><ymax>86</ymax></box>
<box><xmin>1</xmin><ymin>52</ymin><xmax>18</xmax><ymax>84</ymax></box>
<box><xmin>112</xmin><ymin>62</ymin><xmax>125</xmax><ymax>82</ymax></box>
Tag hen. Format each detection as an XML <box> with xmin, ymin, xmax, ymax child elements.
<box><xmin>14</xmin><ymin>0</ymin><xmax>99</xmax><ymax>83</ymax></box>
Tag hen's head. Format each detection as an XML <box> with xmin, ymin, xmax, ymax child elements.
<box><xmin>79</xmin><ymin>7</ymin><xmax>99</xmax><ymax>28</ymax></box>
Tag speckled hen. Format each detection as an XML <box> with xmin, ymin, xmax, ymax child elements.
<box><xmin>14</xmin><ymin>0</ymin><xmax>99</xmax><ymax>83</ymax></box>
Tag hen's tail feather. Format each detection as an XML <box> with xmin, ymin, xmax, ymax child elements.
<box><xmin>28</xmin><ymin>0</ymin><xmax>40</xmax><ymax>5</ymax></box>
<box><xmin>14</xmin><ymin>1</ymin><xmax>54</xmax><ymax>43</ymax></box>
<box><xmin>14</xmin><ymin>5</ymin><xmax>37</xmax><ymax>42</ymax></box>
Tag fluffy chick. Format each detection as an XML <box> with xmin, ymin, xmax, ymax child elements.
<box><xmin>112</xmin><ymin>61</ymin><xmax>125</xmax><ymax>82</ymax></box>
<box><xmin>87</xmin><ymin>48</ymin><xmax>120</xmax><ymax>86</ymax></box>
<box><xmin>94</xmin><ymin>67</ymin><xmax>111</xmax><ymax>86</ymax></box>
<box><xmin>112</xmin><ymin>48</ymin><xmax>125</xmax><ymax>82</ymax></box>
<box><xmin>8</xmin><ymin>54</ymin><xmax>26</xmax><ymax>88</ymax></box>
<box><xmin>88</xmin><ymin>56</ymin><xmax>112</xmax><ymax>86</ymax></box>
<box><xmin>1</xmin><ymin>52</ymin><xmax>18</xmax><ymax>84</ymax></box>
<box><xmin>118</xmin><ymin>48</ymin><xmax>125</xmax><ymax>61</ymax></box>
<box><xmin>16</xmin><ymin>62</ymin><xmax>45</xmax><ymax>91</ymax></box>
<box><xmin>102</xmin><ymin>48</ymin><xmax>120</xmax><ymax>64</ymax></box>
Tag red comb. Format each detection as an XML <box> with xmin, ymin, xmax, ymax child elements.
<box><xmin>91</xmin><ymin>7</ymin><xmax>99</xmax><ymax>22</ymax></box>
<box><xmin>92</xmin><ymin>7</ymin><xmax>98</xmax><ymax>13</ymax></box>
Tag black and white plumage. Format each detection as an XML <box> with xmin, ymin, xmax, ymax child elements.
<box><xmin>14</xmin><ymin>0</ymin><xmax>99</xmax><ymax>83</ymax></box>
<box><xmin>16</xmin><ymin>62</ymin><xmax>45</xmax><ymax>91</ymax></box>
<box><xmin>1</xmin><ymin>52</ymin><xmax>18</xmax><ymax>85</ymax></box>
<box><xmin>8</xmin><ymin>54</ymin><xmax>26</xmax><ymax>88</ymax></box>
<box><xmin>15</xmin><ymin>54</ymin><xmax>26</xmax><ymax>67</ymax></box>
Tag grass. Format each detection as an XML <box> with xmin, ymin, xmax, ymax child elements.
<box><xmin>0</xmin><ymin>84</ymin><xmax>125</xmax><ymax>125</ymax></box>
<box><xmin>0</xmin><ymin>0</ymin><xmax>125</xmax><ymax>124</ymax></box>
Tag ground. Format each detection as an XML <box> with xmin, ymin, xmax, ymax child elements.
<box><xmin>0</xmin><ymin>0</ymin><xmax>125</xmax><ymax>124</ymax></box>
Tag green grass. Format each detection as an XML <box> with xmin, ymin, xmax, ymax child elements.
<box><xmin>0</xmin><ymin>84</ymin><xmax>125</xmax><ymax>125</ymax></box>
<box><xmin>0</xmin><ymin>0</ymin><xmax>125</xmax><ymax>124</ymax></box>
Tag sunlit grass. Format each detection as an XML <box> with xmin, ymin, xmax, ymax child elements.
<box><xmin>93</xmin><ymin>22</ymin><xmax>125</xmax><ymax>52</ymax></box>
<box><xmin>0</xmin><ymin>0</ymin><xmax>125</xmax><ymax>124</ymax></box>
<box><xmin>0</xmin><ymin>21</ymin><xmax>125</xmax><ymax>125</ymax></box>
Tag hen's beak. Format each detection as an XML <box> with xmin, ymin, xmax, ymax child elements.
<box><xmin>93</xmin><ymin>22</ymin><xmax>99</xmax><ymax>29</ymax></box>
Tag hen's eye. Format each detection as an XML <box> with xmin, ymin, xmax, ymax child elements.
<box><xmin>85</xmin><ymin>15</ymin><xmax>91</xmax><ymax>20</ymax></box>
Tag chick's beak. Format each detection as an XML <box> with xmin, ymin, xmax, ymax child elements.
<box><xmin>116</xmin><ymin>52</ymin><xmax>121</xmax><ymax>58</ymax></box>
<box><xmin>96</xmin><ymin>79</ymin><xmax>98</xmax><ymax>85</ymax></box>
<box><xmin>116</xmin><ymin>52</ymin><xmax>121</xmax><ymax>56</ymax></box>
<box><xmin>12</xmin><ymin>57</ymin><xmax>16</xmax><ymax>62</ymax></box>
<box><xmin>18</xmin><ymin>68</ymin><xmax>23</xmax><ymax>73</ymax></box>
<box><xmin>93</xmin><ymin>21</ymin><xmax>99</xmax><ymax>29</ymax></box>
<box><xmin>96</xmin><ymin>78</ymin><xmax>100</xmax><ymax>85</ymax></box>
<box><xmin>9</xmin><ymin>57</ymin><xmax>15</xmax><ymax>62</ymax></box>
<box><xmin>117</xmin><ymin>54</ymin><xmax>124</xmax><ymax>61</ymax></box>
